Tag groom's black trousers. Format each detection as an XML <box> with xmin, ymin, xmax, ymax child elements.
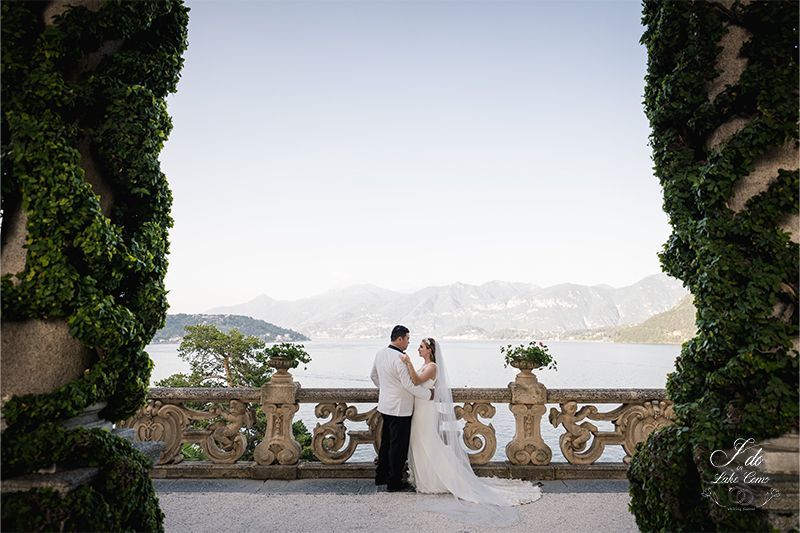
<box><xmin>376</xmin><ymin>412</ymin><xmax>412</xmax><ymax>489</ymax></box>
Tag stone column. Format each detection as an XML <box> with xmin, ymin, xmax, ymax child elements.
<box><xmin>505</xmin><ymin>361</ymin><xmax>552</xmax><ymax>465</ymax></box>
<box><xmin>708</xmin><ymin>3</ymin><xmax>799</xmax><ymax>528</ymax></box>
<box><xmin>758</xmin><ymin>432</ymin><xmax>800</xmax><ymax>531</ymax></box>
<box><xmin>1</xmin><ymin>0</ymin><xmax>111</xmax><ymax>409</ymax></box>
<box><xmin>254</xmin><ymin>358</ymin><xmax>301</xmax><ymax>465</ymax></box>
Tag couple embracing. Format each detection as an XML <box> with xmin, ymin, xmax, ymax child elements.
<box><xmin>370</xmin><ymin>325</ymin><xmax>542</xmax><ymax>524</ymax></box>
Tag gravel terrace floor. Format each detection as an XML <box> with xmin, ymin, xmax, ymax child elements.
<box><xmin>154</xmin><ymin>478</ymin><xmax>639</xmax><ymax>533</ymax></box>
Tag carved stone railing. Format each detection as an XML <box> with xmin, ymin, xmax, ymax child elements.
<box><xmin>120</xmin><ymin>358</ymin><xmax>675</xmax><ymax>472</ymax></box>
<box><xmin>118</xmin><ymin>390</ymin><xmax>260</xmax><ymax>465</ymax></box>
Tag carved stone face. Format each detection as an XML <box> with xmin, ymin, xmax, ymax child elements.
<box><xmin>230</xmin><ymin>400</ymin><xmax>245</xmax><ymax>414</ymax></box>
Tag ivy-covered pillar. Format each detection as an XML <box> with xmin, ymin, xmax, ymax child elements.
<box><xmin>629</xmin><ymin>2</ymin><xmax>798</xmax><ymax>532</ymax></box>
<box><xmin>1</xmin><ymin>1</ymin><xmax>188</xmax><ymax>530</ymax></box>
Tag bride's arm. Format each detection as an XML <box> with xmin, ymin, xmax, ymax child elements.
<box><xmin>416</xmin><ymin>363</ymin><xmax>437</xmax><ymax>384</ymax></box>
<box><xmin>399</xmin><ymin>354</ymin><xmax>423</xmax><ymax>384</ymax></box>
<box><xmin>400</xmin><ymin>355</ymin><xmax>437</xmax><ymax>385</ymax></box>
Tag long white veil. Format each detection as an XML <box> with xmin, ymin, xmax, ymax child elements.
<box><xmin>414</xmin><ymin>339</ymin><xmax>540</xmax><ymax>527</ymax></box>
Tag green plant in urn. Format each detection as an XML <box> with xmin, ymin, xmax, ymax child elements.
<box><xmin>262</xmin><ymin>342</ymin><xmax>312</xmax><ymax>370</ymax></box>
<box><xmin>501</xmin><ymin>341</ymin><xmax>557</xmax><ymax>371</ymax></box>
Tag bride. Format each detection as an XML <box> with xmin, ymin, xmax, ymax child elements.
<box><xmin>399</xmin><ymin>337</ymin><xmax>542</xmax><ymax>525</ymax></box>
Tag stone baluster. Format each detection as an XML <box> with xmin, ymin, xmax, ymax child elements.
<box><xmin>756</xmin><ymin>431</ymin><xmax>799</xmax><ymax>530</ymax></box>
<box><xmin>254</xmin><ymin>357</ymin><xmax>301</xmax><ymax>465</ymax></box>
<box><xmin>505</xmin><ymin>361</ymin><xmax>552</xmax><ymax>465</ymax></box>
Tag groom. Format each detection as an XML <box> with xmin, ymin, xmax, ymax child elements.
<box><xmin>370</xmin><ymin>325</ymin><xmax>434</xmax><ymax>492</ymax></box>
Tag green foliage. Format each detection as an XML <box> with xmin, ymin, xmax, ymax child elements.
<box><xmin>501</xmin><ymin>341</ymin><xmax>557</xmax><ymax>371</ymax></box>
<box><xmin>1</xmin><ymin>1</ymin><xmax>188</xmax><ymax>530</ymax></box>
<box><xmin>293</xmin><ymin>420</ymin><xmax>316</xmax><ymax>461</ymax></box>
<box><xmin>629</xmin><ymin>1</ymin><xmax>798</xmax><ymax>531</ymax></box>
<box><xmin>628</xmin><ymin>426</ymin><xmax>714</xmax><ymax>532</ymax></box>
<box><xmin>264</xmin><ymin>342</ymin><xmax>313</xmax><ymax>369</ymax></box>
<box><xmin>180</xmin><ymin>443</ymin><xmax>207</xmax><ymax>461</ymax></box>
<box><xmin>1</xmin><ymin>424</ymin><xmax>164</xmax><ymax>531</ymax></box>
<box><xmin>155</xmin><ymin>372</ymin><xmax>204</xmax><ymax>388</ymax></box>
<box><xmin>1</xmin><ymin>0</ymin><xmax>189</xmax><ymax>429</ymax></box>
<box><xmin>153</xmin><ymin>313</ymin><xmax>309</xmax><ymax>343</ymax></box>
<box><xmin>176</xmin><ymin>324</ymin><xmax>272</xmax><ymax>387</ymax></box>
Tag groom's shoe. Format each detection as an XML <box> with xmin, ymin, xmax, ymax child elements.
<box><xmin>387</xmin><ymin>481</ymin><xmax>414</xmax><ymax>493</ymax></box>
<box><xmin>375</xmin><ymin>478</ymin><xmax>387</xmax><ymax>486</ymax></box>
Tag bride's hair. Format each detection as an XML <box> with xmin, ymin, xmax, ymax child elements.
<box><xmin>423</xmin><ymin>337</ymin><xmax>437</xmax><ymax>362</ymax></box>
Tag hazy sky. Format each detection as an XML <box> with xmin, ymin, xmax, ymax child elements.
<box><xmin>159</xmin><ymin>0</ymin><xmax>670</xmax><ymax>313</ymax></box>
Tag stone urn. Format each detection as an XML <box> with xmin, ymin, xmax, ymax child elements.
<box><xmin>267</xmin><ymin>357</ymin><xmax>295</xmax><ymax>385</ymax></box>
<box><xmin>508</xmin><ymin>358</ymin><xmax>543</xmax><ymax>387</ymax></box>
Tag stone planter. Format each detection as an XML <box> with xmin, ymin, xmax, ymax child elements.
<box><xmin>509</xmin><ymin>359</ymin><xmax>542</xmax><ymax>370</ymax></box>
<box><xmin>508</xmin><ymin>359</ymin><xmax>545</xmax><ymax>387</ymax></box>
<box><xmin>267</xmin><ymin>357</ymin><xmax>295</xmax><ymax>385</ymax></box>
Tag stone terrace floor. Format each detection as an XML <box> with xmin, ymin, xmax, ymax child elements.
<box><xmin>154</xmin><ymin>478</ymin><xmax>640</xmax><ymax>533</ymax></box>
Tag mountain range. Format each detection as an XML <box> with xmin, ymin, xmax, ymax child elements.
<box><xmin>560</xmin><ymin>295</ymin><xmax>697</xmax><ymax>344</ymax></box>
<box><xmin>207</xmin><ymin>274</ymin><xmax>689</xmax><ymax>340</ymax></box>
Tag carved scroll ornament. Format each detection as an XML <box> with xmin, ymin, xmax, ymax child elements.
<box><xmin>312</xmin><ymin>403</ymin><xmax>382</xmax><ymax>465</ymax></box>
<box><xmin>122</xmin><ymin>399</ymin><xmax>255</xmax><ymax>464</ymax></box>
<box><xmin>125</xmin><ymin>400</ymin><xmax>188</xmax><ymax>464</ymax></box>
<box><xmin>455</xmin><ymin>402</ymin><xmax>497</xmax><ymax>465</ymax></box>
<box><xmin>549</xmin><ymin>399</ymin><xmax>674</xmax><ymax>465</ymax></box>
<box><xmin>616</xmin><ymin>400</ymin><xmax>674</xmax><ymax>463</ymax></box>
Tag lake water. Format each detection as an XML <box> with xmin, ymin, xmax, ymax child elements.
<box><xmin>147</xmin><ymin>339</ymin><xmax>680</xmax><ymax>463</ymax></box>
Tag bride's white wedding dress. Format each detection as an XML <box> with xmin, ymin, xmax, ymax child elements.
<box><xmin>406</xmin><ymin>358</ymin><xmax>542</xmax><ymax>525</ymax></box>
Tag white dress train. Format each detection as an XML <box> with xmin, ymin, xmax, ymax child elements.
<box><xmin>407</xmin><ymin>378</ymin><xmax>543</xmax><ymax>512</ymax></box>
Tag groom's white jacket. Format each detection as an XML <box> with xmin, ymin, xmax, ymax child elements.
<box><xmin>370</xmin><ymin>346</ymin><xmax>431</xmax><ymax>417</ymax></box>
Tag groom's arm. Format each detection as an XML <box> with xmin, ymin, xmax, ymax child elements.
<box><xmin>394</xmin><ymin>358</ymin><xmax>434</xmax><ymax>400</ymax></box>
<box><xmin>370</xmin><ymin>357</ymin><xmax>380</xmax><ymax>387</ymax></box>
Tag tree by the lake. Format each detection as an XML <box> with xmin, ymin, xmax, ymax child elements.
<box><xmin>166</xmin><ymin>324</ymin><xmax>272</xmax><ymax>387</ymax></box>
<box><xmin>156</xmin><ymin>324</ymin><xmax>315</xmax><ymax>461</ymax></box>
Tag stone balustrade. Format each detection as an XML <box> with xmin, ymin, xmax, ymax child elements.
<box><xmin>120</xmin><ymin>359</ymin><xmax>675</xmax><ymax>478</ymax></box>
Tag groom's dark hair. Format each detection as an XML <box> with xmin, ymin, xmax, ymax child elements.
<box><xmin>391</xmin><ymin>325</ymin><xmax>409</xmax><ymax>341</ymax></box>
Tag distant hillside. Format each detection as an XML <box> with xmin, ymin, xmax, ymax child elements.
<box><xmin>562</xmin><ymin>295</ymin><xmax>697</xmax><ymax>345</ymax></box>
<box><xmin>208</xmin><ymin>274</ymin><xmax>688</xmax><ymax>339</ymax></box>
<box><xmin>151</xmin><ymin>314</ymin><xmax>309</xmax><ymax>343</ymax></box>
